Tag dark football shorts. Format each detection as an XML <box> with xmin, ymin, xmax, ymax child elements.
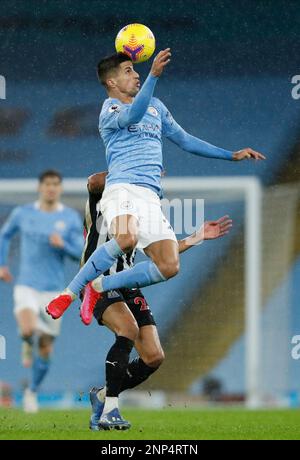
<box><xmin>93</xmin><ymin>287</ymin><xmax>156</xmax><ymax>328</ymax></box>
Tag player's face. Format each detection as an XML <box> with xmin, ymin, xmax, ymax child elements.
<box><xmin>39</xmin><ymin>177</ymin><xmax>62</xmax><ymax>204</ymax></box>
<box><xmin>114</xmin><ymin>61</ymin><xmax>140</xmax><ymax>97</ymax></box>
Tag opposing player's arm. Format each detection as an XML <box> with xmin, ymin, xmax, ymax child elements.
<box><xmin>101</xmin><ymin>49</ymin><xmax>171</xmax><ymax>130</ymax></box>
<box><xmin>178</xmin><ymin>215</ymin><xmax>233</xmax><ymax>254</ymax></box>
<box><xmin>0</xmin><ymin>207</ymin><xmax>22</xmax><ymax>282</ymax></box>
<box><xmin>161</xmin><ymin>103</ymin><xmax>266</xmax><ymax>161</ymax></box>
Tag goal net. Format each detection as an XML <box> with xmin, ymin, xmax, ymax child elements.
<box><xmin>0</xmin><ymin>177</ymin><xmax>298</xmax><ymax>408</ymax></box>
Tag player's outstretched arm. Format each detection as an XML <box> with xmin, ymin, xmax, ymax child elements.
<box><xmin>178</xmin><ymin>215</ymin><xmax>233</xmax><ymax>254</ymax></box>
<box><xmin>117</xmin><ymin>49</ymin><xmax>171</xmax><ymax>128</ymax></box>
<box><xmin>167</xmin><ymin>126</ymin><xmax>266</xmax><ymax>162</ymax></box>
<box><xmin>161</xmin><ymin>103</ymin><xmax>266</xmax><ymax>161</ymax></box>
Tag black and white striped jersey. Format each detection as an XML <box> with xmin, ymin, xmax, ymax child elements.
<box><xmin>81</xmin><ymin>190</ymin><xmax>136</xmax><ymax>275</ymax></box>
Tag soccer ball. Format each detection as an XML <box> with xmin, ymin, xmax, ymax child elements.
<box><xmin>115</xmin><ymin>23</ymin><xmax>155</xmax><ymax>63</ymax></box>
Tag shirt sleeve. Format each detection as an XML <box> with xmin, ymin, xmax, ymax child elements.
<box><xmin>63</xmin><ymin>212</ymin><xmax>84</xmax><ymax>261</ymax></box>
<box><xmin>100</xmin><ymin>73</ymin><xmax>158</xmax><ymax>131</ymax></box>
<box><xmin>160</xmin><ymin>101</ymin><xmax>233</xmax><ymax>161</ymax></box>
<box><xmin>0</xmin><ymin>207</ymin><xmax>21</xmax><ymax>265</ymax></box>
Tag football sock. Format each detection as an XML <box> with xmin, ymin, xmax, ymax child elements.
<box><xmin>30</xmin><ymin>355</ymin><xmax>50</xmax><ymax>392</ymax></box>
<box><xmin>120</xmin><ymin>358</ymin><xmax>159</xmax><ymax>391</ymax></box>
<box><xmin>96</xmin><ymin>358</ymin><xmax>159</xmax><ymax>402</ymax></box>
<box><xmin>93</xmin><ymin>260</ymin><xmax>166</xmax><ymax>293</ymax></box>
<box><xmin>102</xmin><ymin>396</ymin><xmax>119</xmax><ymax>414</ymax></box>
<box><xmin>97</xmin><ymin>387</ymin><xmax>106</xmax><ymax>402</ymax></box>
<box><xmin>21</xmin><ymin>335</ymin><xmax>34</xmax><ymax>346</ymax></box>
<box><xmin>105</xmin><ymin>336</ymin><xmax>134</xmax><ymax>398</ymax></box>
<box><xmin>67</xmin><ymin>238</ymin><xmax>123</xmax><ymax>296</ymax></box>
<box><xmin>97</xmin><ymin>358</ymin><xmax>159</xmax><ymax>404</ymax></box>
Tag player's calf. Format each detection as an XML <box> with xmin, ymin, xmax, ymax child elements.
<box><xmin>155</xmin><ymin>259</ymin><xmax>180</xmax><ymax>280</ymax></box>
<box><xmin>21</xmin><ymin>335</ymin><xmax>34</xmax><ymax>368</ymax></box>
<box><xmin>38</xmin><ymin>334</ymin><xmax>54</xmax><ymax>358</ymax></box>
<box><xmin>142</xmin><ymin>349</ymin><xmax>165</xmax><ymax>368</ymax></box>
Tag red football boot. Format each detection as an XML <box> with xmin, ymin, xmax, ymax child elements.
<box><xmin>46</xmin><ymin>294</ymin><xmax>74</xmax><ymax>319</ymax></box>
<box><xmin>80</xmin><ymin>282</ymin><xmax>102</xmax><ymax>325</ymax></box>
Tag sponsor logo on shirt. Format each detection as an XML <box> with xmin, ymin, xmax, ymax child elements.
<box><xmin>127</xmin><ymin>122</ymin><xmax>161</xmax><ymax>141</ymax></box>
<box><xmin>108</xmin><ymin>104</ymin><xmax>120</xmax><ymax>113</ymax></box>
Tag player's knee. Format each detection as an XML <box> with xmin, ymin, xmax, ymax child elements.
<box><xmin>157</xmin><ymin>259</ymin><xmax>180</xmax><ymax>279</ymax></box>
<box><xmin>38</xmin><ymin>335</ymin><xmax>54</xmax><ymax>358</ymax></box>
<box><xmin>144</xmin><ymin>349</ymin><xmax>165</xmax><ymax>368</ymax></box>
<box><xmin>22</xmin><ymin>328</ymin><xmax>35</xmax><ymax>339</ymax></box>
<box><xmin>116</xmin><ymin>233</ymin><xmax>138</xmax><ymax>253</ymax></box>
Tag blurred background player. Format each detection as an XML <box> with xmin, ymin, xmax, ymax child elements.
<box><xmin>0</xmin><ymin>170</ymin><xmax>84</xmax><ymax>412</ymax></box>
<box><xmin>46</xmin><ymin>49</ymin><xmax>265</xmax><ymax>320</ymax></box>
<box><xmin>82</xmin><ymin>172</ymin><xmax>232</xmax><ymax>430</ymax></box>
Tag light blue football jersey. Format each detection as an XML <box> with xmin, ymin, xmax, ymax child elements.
<box><xmin>99</xmin><ymin>96</ymin><xmax>178</xmax><ymax>197</ymax></box>
<box><xmin>0</xmin><ymin>202</ymin><xmax>84</xmax><ymax>291</ymax></box>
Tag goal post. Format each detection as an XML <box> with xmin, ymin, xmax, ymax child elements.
<box><xmin>160</xmin><ymin>176</ymin><xmax>263</xmax><ymax>408</ymax></box>
<box><xmin>0</xmin><ymin>176</ymin><xmax>263</xmax><ymax>407</ymax></box>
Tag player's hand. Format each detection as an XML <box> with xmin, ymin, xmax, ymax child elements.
<box><xmin>203</xmin><ymin>215</ymin><xmax>233</xmax><ymax>240</ymax></box>
<box><xmin>0</xmin><ymin>266</ymin><xmax>13</xmax><ymax>282</ymax></box>
<box><xmin>49</xmin><ymin>233</ymin><xmax>65</xmax><ymax>249</ymax></box>
<box><xmin>151</xmin><ymin>48</ymin><xmax>171</xmax><ymax>77</ymax></box>
<box><xmin>183</xmin><ymin>216</ymin><xmax>232</xmax><ymax>248</ymax></box>
<box><xmin>233</xmin><ymin>148</ymin><xmax>266</xmax><ymax>161</ymax></box>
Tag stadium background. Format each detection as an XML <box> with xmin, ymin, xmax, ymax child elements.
<box><xmin>0</xmin><ymin>0</ymin><xmax>300</xmax><ymax>408</ymax></box>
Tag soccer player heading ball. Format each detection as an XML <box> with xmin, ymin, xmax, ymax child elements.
<box><xmin>46</xmin><ymin>47</ymin><xmax>265</xmax><ymax>425</ymax></box>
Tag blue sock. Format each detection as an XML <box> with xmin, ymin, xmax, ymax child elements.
<box><xmin>68</xmin><ymin>239</ymin><xmax>123</xmax><ymax>295</ymax></box>
<box><xmin>102</xmin><ymin>260</ymin><xmax>166</xmax><ymax>291</ymax></box>
<box><xmin>30</xmin><ymin>356</ymin><xmax>50</xmax><ymax>392</ymax></box>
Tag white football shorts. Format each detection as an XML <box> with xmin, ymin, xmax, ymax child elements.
<box><xmin>13</xmin><ymin>285</ymin><xmax>62</xmax><ymax>337</ymax></box>
<box><xmin>100</xmin><ymin>183</ymin><xmax>177</xmax><ymax>249</ymax></box>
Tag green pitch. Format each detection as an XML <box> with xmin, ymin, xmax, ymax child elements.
<box><xmin>0</xmin><ymin>407</ymin><xmax>300</xmax><ymax>440</ymax></box>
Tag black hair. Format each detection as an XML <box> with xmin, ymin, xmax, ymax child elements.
<box><xmin>97</xmin><ymin>52</ymin><xmax>132</xmax><ymax>86</ymax></box>
<box><xmin>39</xmin><ymin>169</ymin><xmax>62</xmax><ymax>183</ymax></box>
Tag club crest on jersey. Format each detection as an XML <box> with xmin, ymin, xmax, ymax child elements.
<box><xmin>120</xmin><ymin>200</ymin><xmax>134</xmax><ymax>210</ymax></box>
<box><xmin>108</xmin><ymin>104</ymin><xmax>120</xmax><ymax>113</ymax></box>
<box><xmin>54</xmin><ymin>220</ymin><xmax>66</xmax><ymax>231</ymax></box>
<box><xmin>147</xmin><ymin>106</ymin><xmax>158</xmax><ymax>117</ymax></box>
